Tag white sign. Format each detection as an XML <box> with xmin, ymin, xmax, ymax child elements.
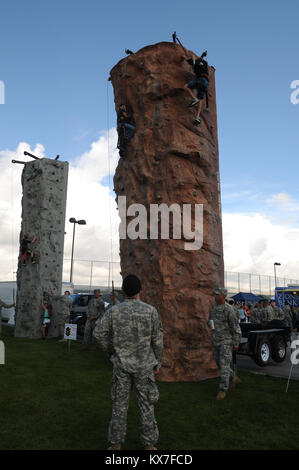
<box><xmin>64</xmin><ymin>323</ymin><xmax>77</xmax><ymax>341</ymax></box>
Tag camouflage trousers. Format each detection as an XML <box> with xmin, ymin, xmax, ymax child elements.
<box><xmin>83</xmin><ymin>318</ymin><xmax>96</xmax><ymax>345</ymax></box>
<box><xmin>108</xmin><ymin>366</ymin><xmax>159</xmax><ymax>446</ymax></box>
<box><xmin>211</xmin><ymin>342</ymin><xmax>235</xmax><ymax>391</ymax></box>
<box><xmin>58</xmin><ymin>314</ymin><xmax>70</xmax><ymax>338</ymax></box>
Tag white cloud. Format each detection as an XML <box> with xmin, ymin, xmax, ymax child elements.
<box><xmin>267</xmin><ymin>192</ymin><xmax>293</xmax><ymax>207</ymax></box>
<box><xmin>63</xmin><ymin>129</ymin><xmax>121</xmax><ymax>286</ymax></box>
<box><xmin>223</xmin><ymin>212</ymin><xmax>299</xmax><ymax>280</ymax></box>
<box><xmin>0</xmin><ymin>142</ymin><xmax>46</xmax><ymax>280</ymax></box>
<box><xmin>0</xmin><ymin>133</ymin><xmax>122</xmax><ymax>287</ymax></box>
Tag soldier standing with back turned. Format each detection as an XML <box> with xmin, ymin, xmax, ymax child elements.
<box><xmin>94</xmin><ymin>274</ymin><xmax>163</xmax><ymax>451</ymax></box>
<box><xmin>208</xmin><ymin>288</ymin><xmax>242</xmax><ymax>400</ymax></box>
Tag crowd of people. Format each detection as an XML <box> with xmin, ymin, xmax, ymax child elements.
<box><xmin>228</xmin><ymin>298</ymin><xmax>299</xmax><ymax>330</ymax></box>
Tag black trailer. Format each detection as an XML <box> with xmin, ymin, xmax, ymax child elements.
<box><xmin>237</xmin><ymin>321</ymin><xmax>292</xmax><ymax>367</ymax></box>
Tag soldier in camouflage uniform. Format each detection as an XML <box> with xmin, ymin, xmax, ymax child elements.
<box><xmin>283</xmin><ymin>302</ymin><xmax>293</xmax><ymax>330</ymax></box>
<box><xmin>270</xmin><ymin>299</ymin><xmax>285</xmax><ymax>322</ymax></box>
<box><xmin>94</xmin><ymin>274</ymin><xmax>163</xmax><ymax>451</ymax></box>
<box><xmin>260</xmin><ymin>299</ymin><xmax>275</xmax><ymax>323</ymax></box>
<box><xmin>58</xmin><ymin>291</ymin><xmax>73</xmax><ymax>342</ymax></box>
<box><xmin>251</xmin><ymin>300</ymin><xmax>264</xmax><ymax>324</ymax></box>
<box><xmin>0</xmin><ymin>298</ymin><xmax>15</xmax><ymax>337</ymax></box>
<box><xmin>82</xmin><ymin>289</ymin><xmax>105</xmax><ymax>348</ymax></box>
<box><xmin>228</xmin><ymin>300</ymin><xmax>240</xmax><ymax>321</ymax></box>
<box><xmin>208</xmin><ymin>288</ymin><xmax>242</xmax><ymax>400</ymax></box>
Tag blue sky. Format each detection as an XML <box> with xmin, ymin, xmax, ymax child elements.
<box><xmin>1</xmin><ymin>0</ymin><xmax>299</xmax><ymax>280</ymax></box>
<box><xmin>1</xmin><ymin>1</ymin><xmax>298</xmax><ymax>188</ymax></box>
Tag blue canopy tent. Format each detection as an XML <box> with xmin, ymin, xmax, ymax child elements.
<box><xmin>231</xmin><ymin>292</ymin><xmax>262</xmax><ymax>302</ymax></box>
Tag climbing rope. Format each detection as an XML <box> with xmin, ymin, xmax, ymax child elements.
<box><xmin>106</xmin><ymin>79</ymin><xmax>114</xmax><ymax>288</ymax></box>
<box><xmin>10</xmin><ymin>163</ymin><xmax>15</xmax><ymax>281</ymax></box>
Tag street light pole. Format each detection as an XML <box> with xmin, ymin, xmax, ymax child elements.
<box><xmin>274</xmin><ymin>262</ymin><xmax>281</xmax><ymax>289</ymax></box>
<box><xmin>70</xmin><ymin>222</ymin><xmax>76</xmax><ymax>284</ymax></box>
<box><xmin>69</xmin><ymin>218</ymin><xmax>86</xmax><ymax>284</ymax></box>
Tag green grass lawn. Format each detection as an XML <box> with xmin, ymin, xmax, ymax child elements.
<box><xmin>0</xmin><ymin>324</ymin><xmax>298</xmax><ymax>450</ymax></box>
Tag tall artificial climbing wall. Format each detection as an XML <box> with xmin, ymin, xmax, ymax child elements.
<box><xmin>14</xmin><ymin>158</ymin><xmax>69</xmax><ymax>338</ymax></box>
<box><xmin>110</xmin><ymin>42</ymin><xmax>224</xmax><ymax>381</ymax></box>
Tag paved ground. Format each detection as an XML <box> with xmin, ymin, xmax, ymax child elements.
<box><xmin>237</xmin><ymin>333</ymin><xmax>299</xmax><ymax>381</ymax></box>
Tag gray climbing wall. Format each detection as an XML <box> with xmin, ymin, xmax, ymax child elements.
<box><xmin>14</xmin><ymin>158</ymin><xmax>69</xmax><ymax>338</ymax></box>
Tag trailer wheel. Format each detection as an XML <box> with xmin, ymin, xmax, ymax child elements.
<box><xmin>271</xmin><ymin>336</ymin><xmax>287</xmax><ymax>363</ymax></box>
<box><xmin>253</xmin><ymin>340</ymin><xmax>271</xmax><ymax>367</ymax></box>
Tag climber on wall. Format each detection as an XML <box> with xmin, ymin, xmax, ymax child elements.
<box><xmin>21</xmin><ymin>233</ymin><xmax>37</xmax><ymax>265</ymax></box>
<box><xmin>116</xmin><ymin>104</ymin><xmax>136</xmax><ymax>157</ymax></box>
<box><xmin>41</xmin><ymin>294</ymin><xmax>52</xmax><ymax>339</ymax></box>
<box><xmin>183</xmin><ymin>50</ymin><xmax>209</xmax><ymax>126</ymax></box>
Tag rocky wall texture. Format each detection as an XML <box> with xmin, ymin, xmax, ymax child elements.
<box><xmin>110</xmin><ymin>42</ymin><xmax>224</xmax><ymax>381</ymax></box>
<box><xmin>14</xmin><ymin>158</ymin><xmax>68</xmax><ymax>338</ymax></box>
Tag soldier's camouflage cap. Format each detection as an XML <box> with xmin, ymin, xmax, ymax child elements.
<box><xmin>213</xmin><ymin>287</ymin><xmax>228</xmax><ymax>296</ymax></box>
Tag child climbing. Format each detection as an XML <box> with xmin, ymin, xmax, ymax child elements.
<box><xmin>41</xmin><ymin>295</ymin><xmax>52</xmax><ymax>339</ymax></box>
<box><xmin>117</xmin><ymin>104</ymin><xmax>135</xmax><ymax>157</ymax></box>
<box><xmin>183</xmin><ymin>50</ymin><xmax>209</xmax><ymax>126</ymax></box>
<box><xmin>21</xmin><ymin>233</ymin><xmax>37</xmax><ymax>265</ymax></box>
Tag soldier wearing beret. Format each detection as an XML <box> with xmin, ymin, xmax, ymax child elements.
<box><xmin>208</xmin><ymin>288</ymin><xmax>242</xmax><ymax>400</ymax></box>
<box><xmin>94</xmin><ymin>274</ymin><xmax>163</xmax><ymax>451</ymax></box>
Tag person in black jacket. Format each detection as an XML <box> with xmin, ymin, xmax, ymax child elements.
<box><xmin>183</xmin><ymin>51</ymin><xmax>209</xmax><ymax>125</ymax></box>
<box><xmin>116</xmin><ymin>104</ymin><xmax>135</xmax><ymax>157</ymax></box>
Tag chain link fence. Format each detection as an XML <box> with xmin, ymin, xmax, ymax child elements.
<box><xmin>225</xmin><ymin>271</ymin><xmax>299</xmax><ymax>296</ymax></box>
<box><xmin>63</xmin><ymin>259</ymin><xmax>299</xmax><ymax>296</ymax></box>
<box><xmin>63</xmin><ymin>259</ymin><xmax>122</xmax><ymax>290</ymax></box>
